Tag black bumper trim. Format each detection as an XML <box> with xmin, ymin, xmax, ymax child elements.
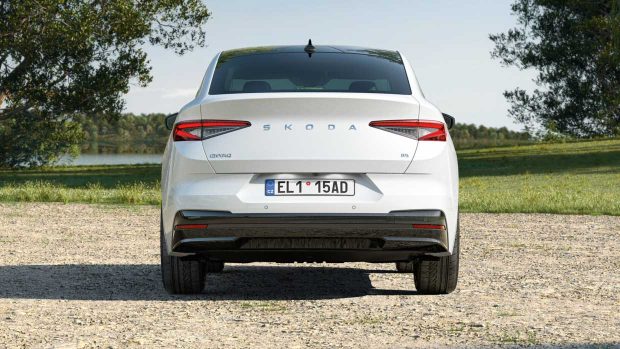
<box><xmin>171</xmin><ymin>210</ymin><xmax>449</xmax><ymax>261</ymax></box>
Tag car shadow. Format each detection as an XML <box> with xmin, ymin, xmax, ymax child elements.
<box><xmin>0</xmin><ymin>264</ymin><xmax>418</xmax><ymax>301</ymax></box>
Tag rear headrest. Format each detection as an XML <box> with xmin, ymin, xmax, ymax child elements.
<box><xmin>349</xmin><ymin>81</ymin><xmax>376</xmax><ymax>92</ymax></box>
<box><xmin>243</xmin><ymin>81</ymin><xmax>272</xmax><ymax>93</ymax></box>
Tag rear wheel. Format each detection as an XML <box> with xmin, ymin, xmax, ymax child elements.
<box><xmin>160</xmin><ymin>216</ymin><xmax>206</xmax><ymax>294</ymax></box>
<box><xmin>413</xmin><ymin>229</ymin><xmax>460</xmax><ymax>295</ymax></box>
<box><xmin>395</xmin><ymin>261</ymin><xmax>414</xmax><ymax>273</ymax></box>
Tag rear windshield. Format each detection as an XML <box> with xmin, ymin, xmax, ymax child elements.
<box><xmin>209</xmin><ymin>52</ymin><xmax>412</xmax><ymax>95</ymax></box>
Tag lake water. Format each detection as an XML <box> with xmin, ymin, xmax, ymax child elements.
<box><xmin>58</xmin><ymin>154</ymin><xmax>163</xmax><ymax>166</ymax></box>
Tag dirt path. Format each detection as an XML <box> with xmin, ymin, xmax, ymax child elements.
<box><xmin>0</xmin><ymin>203</ymin><xmax>618</xmax><ymax>348</ymax></box>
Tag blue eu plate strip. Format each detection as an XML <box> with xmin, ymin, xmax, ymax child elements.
<box><xmin>265</xmin><ymin>179</ymin><xmax>275</xmax><ymax>196</ymax></box>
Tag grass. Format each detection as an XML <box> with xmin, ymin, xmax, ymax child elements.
<box><xmin>459</xmin><ymin>139</ymin><xmax>620</xmax><ymax>215</ymax></box>
<box><xmin>497</xmin><ymin>330</ymin><xmax>539</xmax><ymax>345</ymax></box>
<box><xmin>0</xmin><ymin>139</ymin><xmax>618</xmax><ymax>214</ymax></box>
<box><xmin>238</xmin><ymin>301</ymin><xmax>287</xmax><ymax>312</ymax></box>
<box><xmin>0</xmin><ymin>164</ymin><xmax>160</xmax><ymax>205</ymax></box>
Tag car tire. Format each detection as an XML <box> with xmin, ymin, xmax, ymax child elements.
<box><xmin>205</xmin><ymin>261</ymin><xmax>225</xmax><ymax>273</ymax></box>
<box><xmin>413</xmin><ymin>227</ymin><xmax>460</xmax><ymax>295</ymax></box>
<box><xmin>395</xmin><ymin>261</ymin><xmax>414</xmax><ymax>273</ymax></box>
<box><xmin>160</xmin><ymin>215</ymin><xmax>206</xmax><ymax>294</ymax></box>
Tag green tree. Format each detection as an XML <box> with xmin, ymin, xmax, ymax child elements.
<box><xmin>490</xmin><ymin>0</ymin><xmax>620</xmax><ymax>137</ymax></box>
<box><xmin>0</xmin><ymin>0</ymin><xmax>210</xmax><ymax>167</ymax></box>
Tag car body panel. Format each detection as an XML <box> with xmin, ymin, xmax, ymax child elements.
<box><xmin>199</xmin><ymin>93</ymin><xmax>420</xmax><ymax>173</ymax></box>
<box><xmin>161</xmin><ymin>45</ymin><xmax>459</xmax><ymax>260</ymax></box>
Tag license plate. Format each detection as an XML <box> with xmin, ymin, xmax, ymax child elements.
<box><xmin>265</xmin><ymin>179</ymin><xmax>355</xmax><ymax>196</ymax></box>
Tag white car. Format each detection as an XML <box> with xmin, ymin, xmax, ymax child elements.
<box><xmin>161</xmin><ymin>42</ymin><xmax>459</xmax><ymax>295</ymax></box>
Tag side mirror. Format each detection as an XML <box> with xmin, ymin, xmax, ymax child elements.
<box><xmin>442</xmin><ymin>113</ymin><xmax>455</xmax><ymax>130</ymax></box>
<box><xmin>165</xmin><ymin>113</ymin><xmax>178</xmax><ymax>131</ymax></box>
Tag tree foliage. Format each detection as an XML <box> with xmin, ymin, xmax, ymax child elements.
<box><xmin>490</xmin><ymin>0</ymin><xmax>620</xmax><ymax>137</ymax></box>
<box><xmin>0</xmin><ymin>0</ymin><xmax>210</xmax><ymax>167</ymax></box>
<box><xmin>450</xmin><ymin>123</ymin><xmax>532</xmax><ymax>149</ymax></box>
<box><xmin>76</xmin><ymin>113</ymin><xmax>170</xmax><ymax>154</ymax></box>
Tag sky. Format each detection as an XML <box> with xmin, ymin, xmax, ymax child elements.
<box><xmin>125</xmin><ymin>0</ymin><xmax>536</xmax><ymax>130</ymax></box>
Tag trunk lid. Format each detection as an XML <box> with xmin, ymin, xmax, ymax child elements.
<box><xmin>201</xmin><ymin>93</ymin><xmax>419</xmax><ymax>173</ymax></box>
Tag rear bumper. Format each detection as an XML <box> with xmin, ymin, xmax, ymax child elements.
<box><xmin>170</xmin><ymin>210</ymin><xmax>449</xmax><ymax>263</ymax></box>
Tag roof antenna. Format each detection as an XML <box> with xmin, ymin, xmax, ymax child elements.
<box><xmin>304</xmin><ymin>39</ymin><xmax>316</xmax><ymax>57</ymax></box>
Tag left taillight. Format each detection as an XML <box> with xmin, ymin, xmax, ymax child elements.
<box><xmin>369</xmin><ymin>120</ymin><xmax>446</xmax><ymax>141</ymax></box>
<box><xmin>173</xmin><ymin>120</ymin><xmax>251</xmax><ymax>141</ymax></box>
<box><xmin>175</xmin><ymin>224</ymin><xmax>208</xmax><ymax>230</ymax></box>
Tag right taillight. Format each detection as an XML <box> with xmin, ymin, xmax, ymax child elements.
<box><xmin>173</xmin><ymin>120</ymin><xmax>251</xmax><ymax>141</ymax></box>
<box><xmin>412</xmin><ymin>224</ymin><xmax>446</xmax><ymax>230</ymax></box>
<box><xmin>369</xmin><ymin>120</ymin><xmax>446</xmax><ymax>141</ymax></box>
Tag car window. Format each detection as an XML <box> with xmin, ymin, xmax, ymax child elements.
<box><xmin>209</xmin><ymin>52</ymin><xmax>411</xmax><ymax>95</ymax></box>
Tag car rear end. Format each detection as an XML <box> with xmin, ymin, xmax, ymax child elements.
<box><xmin>160</xmin><ymin>45</ymin><xmax>459</xmax><ymax>294</ymax></box>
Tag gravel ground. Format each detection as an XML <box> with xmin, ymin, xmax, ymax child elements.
<box><xmin>0</xmin><ymin>203</ymin><xmax>618</xmax><ymax>348</ymax></box>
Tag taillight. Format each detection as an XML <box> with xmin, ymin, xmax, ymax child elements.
<box><xmin>412</xmin><ymin>224</ymin><xmax>446</xmax><ymax>230</ymax></box>
<box><xmin>369</xmin><ymin>120</ymin><xmax>446</xmax><ymax>141</ymax></box>
<box><xmin>173</xmin><ymin>120</ymin><xmax>251</xmax><ymax>141</ymax></box>
<box><xmin>175</xmin><ymin>224</ymin><xmax>208</xmax><ymax>230</ymax></box>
